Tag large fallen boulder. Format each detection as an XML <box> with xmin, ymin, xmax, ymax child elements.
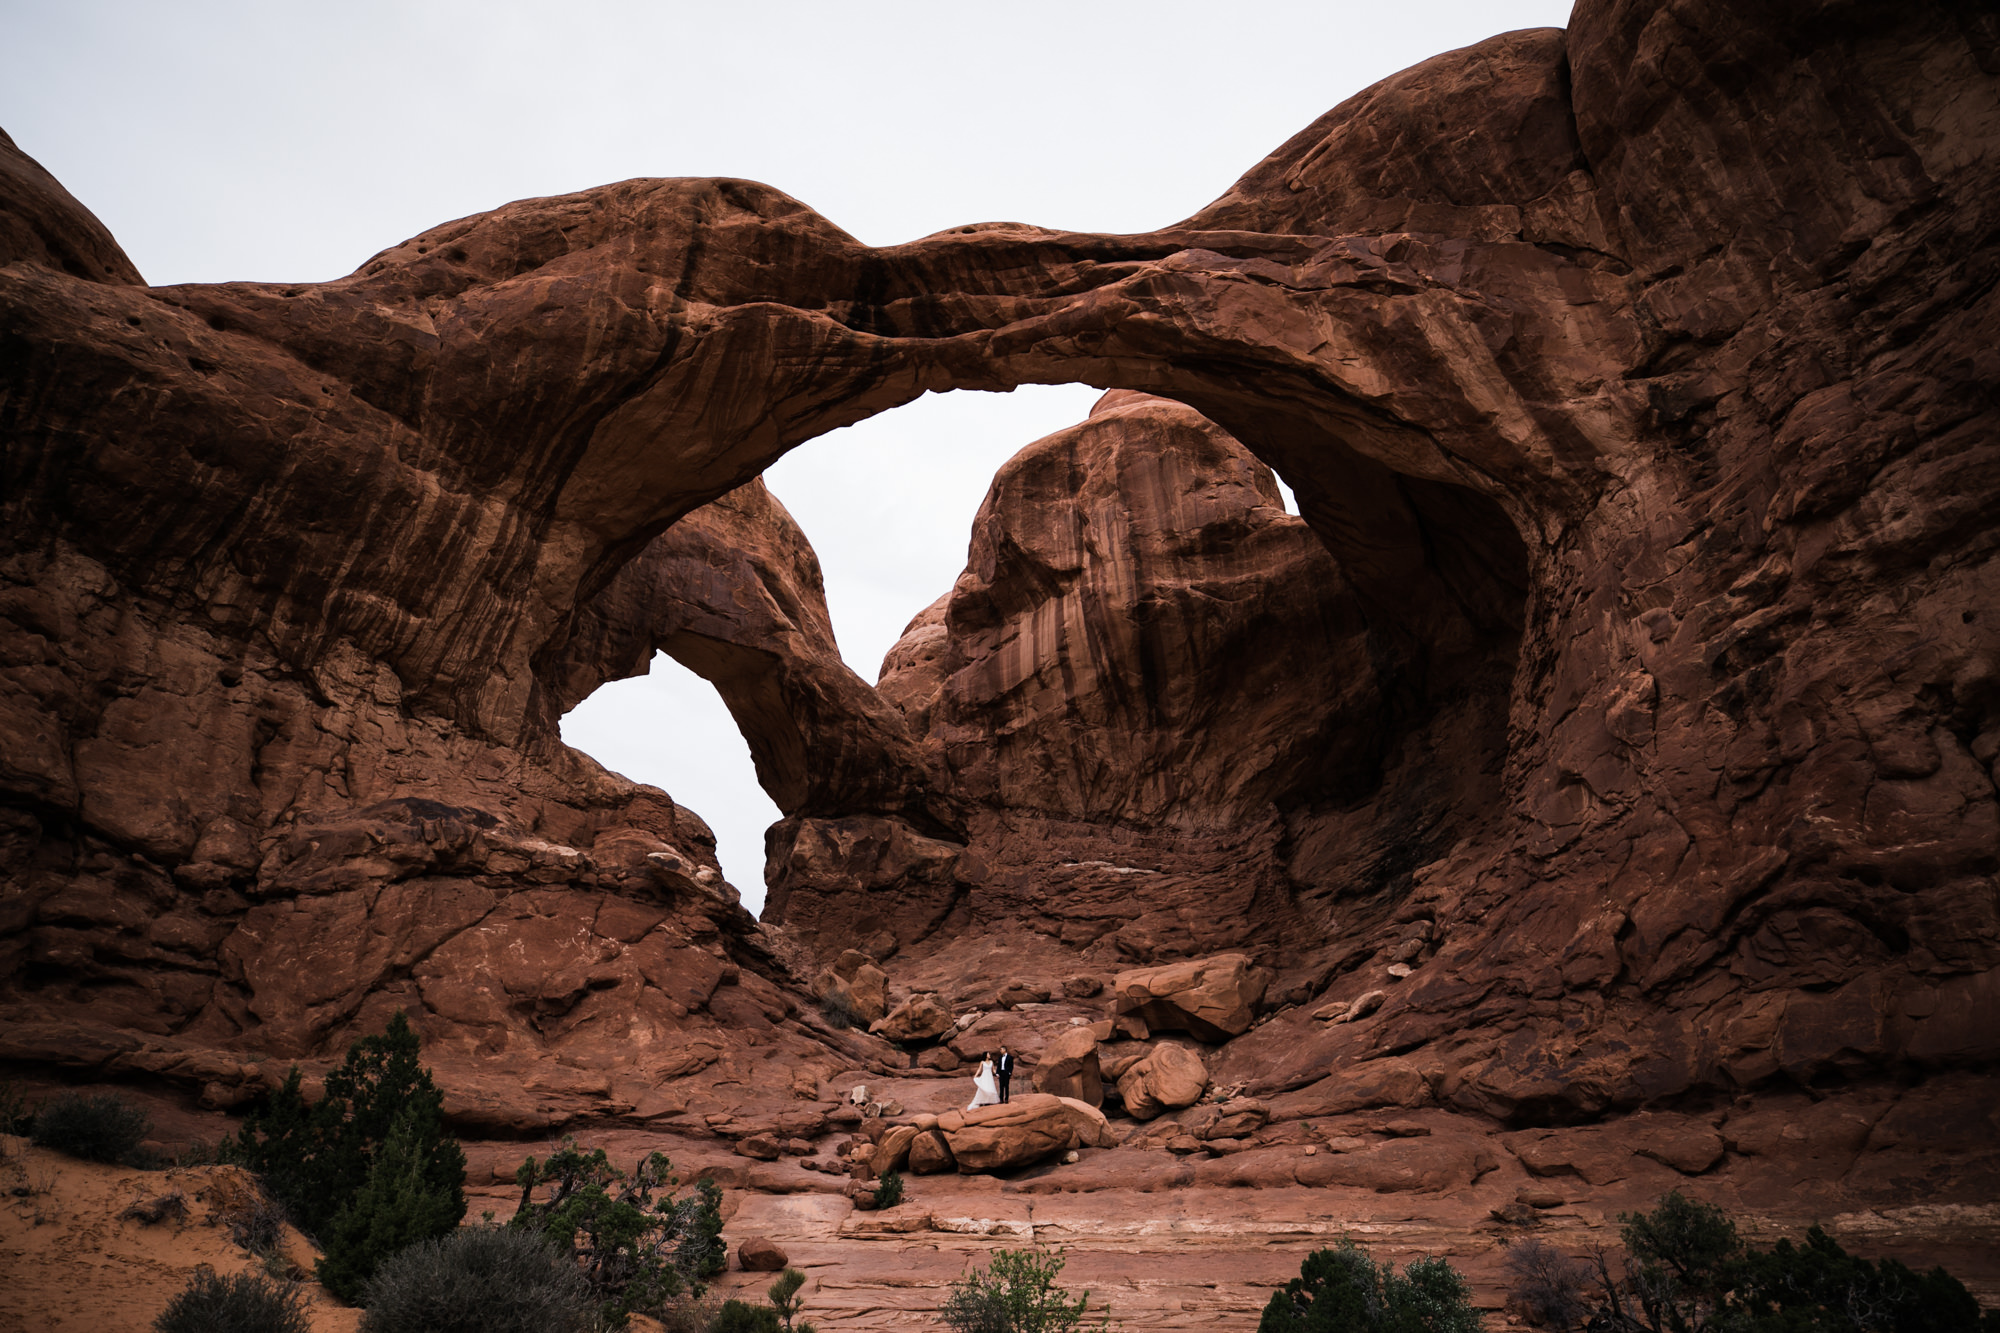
<box><xmin>937</xmin><ymin>1094</ymin><xmax>1086</xmax><ymax>1172</ymax></box>
<box><xmin>1053</xmin><ymin>1096</ymin><xmax>1120</xmax><ymax>1149</ymax></box>
<box><xmin>1111</xmin><ymin>954</ymin><xmax>1269</xmax><ymax>1041</ymax></box>
<box><xmin>815</xmin><ymin>949</ymin><xmax>890</xmax><ymax>1025</ymax></box>
<box><xmin>870</xmin><ymin>1123</ymin><xmax>923</xmax><ymax>1175</ymax></box>
<box><xmin>871</xmin><ymin>993</ymin><xmax>953</xmax><ymax>1042</ymax></box>
<box><xmin>1033</xmin><ymin>1026</ymin><xmax>1104</xmax><ymax>1106</ymax></box>
<box><xmin>737</xmin><ymin>1237</ymin><xmax>789</xmax><ymax>1272</ymax></box>
<box><xmin>1189</xmin><ymin>1097</ymin><xmax>1269</xmax><ymax>1142</ymax></box>
<box><xmin>1116</xmin><ymin>1042</ymin><xmax>1210</xmax><ymax>1119</ymax></box>
<box><xmin>908</xmin><ymin>1128</ymin><xmax>955</xmax><ymax>1174</ymax></box>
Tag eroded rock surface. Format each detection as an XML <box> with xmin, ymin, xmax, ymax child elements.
<box><xmin>3</xmin><ymin>2</ymin><xmax>2000</xmax><ymax>1312</ymax></box>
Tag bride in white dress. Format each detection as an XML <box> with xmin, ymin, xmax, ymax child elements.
<box><xmin>966</xmin><ymin>1055</ymin><xmax>1000</xmax><ymax>1109</ymax></box>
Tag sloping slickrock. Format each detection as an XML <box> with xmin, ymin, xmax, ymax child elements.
<box><xmin>1111</xmin><ymin>955</ymin><xmax>1270</xmax><ymax>1041</ymax></box>
<box><xmin>1116</xmin><ymin>1043</ymin><xmax>1211</xmax><ymax>1120</ymax></box>
<box><xmin>1294</xmin><ymin>1135</ymin><xmax>1499</xmax><ymax>1194</ymax></box>
<box><xmin>1266</xmin><ymin>1060</ymin><xmax>1433</xmax><ymax>1120</ymax></box>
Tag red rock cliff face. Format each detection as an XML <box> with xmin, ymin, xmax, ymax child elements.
<box><xmin>3</xmin><ymin>0</ymin><xmax>1998</xmax><ymax>1127</ymax></box>
<box><xmin>824</xmin><ymin>389</ymin><xmax>1513</xmax><ymax>969</ymax></box>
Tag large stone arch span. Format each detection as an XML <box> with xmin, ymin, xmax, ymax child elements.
<box><xmin>112</xmin><ymin>147</ymin><xmax>1592</xmax><ymax>747</ymax></box>
<box><xmin>7</xmin><ymin>30</ymin><xmax>1601</xmax><ymax>753</ymax></box>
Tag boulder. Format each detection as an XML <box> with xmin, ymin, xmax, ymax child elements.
<box><xmin>1033</xmin><ymin>1026</ymin><xmax>1104</xmax><ymax>1106</ymax></box>
<box><xmin>1116</xmin><ymin>1042</ymin><xmax>1210</xmax><ymax>1119</ymax></box>
<box><xmin>871</xmin><ymin>993</ymin><xmax>953</xmax><ymax>1042</ymax></box>
<box><xmin>1053</xmin><ymin>1096</ymin><xmax>1120</xmax><ymax>1149</ymax></box>
<box><xmin>737</xmin><ymin>1237</ymin><xmax>788</xmax><ymax>1272</ymax></box>
<box><xmin>1506</xmin><ymin>1127</ymin><xmax>1638</xmax><ymax>1187</ymax></box>
<box><xmin>908</xmin><ymin>1129</ymin><xmax>955</xmax><ymax>1175</ymax></box>
<box><xmin>871</xmin><ymin>1123</ymin><xmax>921</xmax><ymax>1175</ymax></box>
<box><xmin>917</xmin><ymin>1047</ymin><xmax>962</xmax><ymax>1071</ymax></box>
<box><xmin>1099</xmin><ymin>1043</ymin><xmax>1151</xmax><ymax>1081</ymax></box>
<box><xmin>1632</xmin><ymin>1123</ymin><xmax>1727</xmax><ymax>1176</ymax></box>
<box><xmin>816</xmin><ymin>951</ymin><xmax>890</xmax><ymax>1025</ymax></box>
<box><xmin>1194</xmin><ymin>1097</ymin><xmax>1269</xmax><ymax>1142</ymax></box>
<box><xmin>733</xmin><ymin>1133</ymin><xmax>781</xmax><ymax>1161</ymax></box>
<box><xmin>937</xmin><ymin>1093</ymin><xmax>1082</xmax><ymax>1173</ymax></box>
<box><xmin>997</xmin><ymin>982</ymin><xmax>1052</xmax><ymax>1009</ymax></box>
<box><xmin>1063</xmin><ymin>975</ymin><xmax>1103</xmax><ymax>999</ymax></box>
<box><xmin>1111</xmin><ymin>954</ymin><xmax>1269</xmax><ymax>1041</ymax></box>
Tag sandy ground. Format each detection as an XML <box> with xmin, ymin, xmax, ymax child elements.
<box><xmin>0</xmin><ymin>1135</ymin><xmax>357</xmax><ymax>1333</ymax></box>
<box><xmin>7</xmin><ymin>1100</ymin><xmax>1999</xmax><ymax>1333</ymax></box>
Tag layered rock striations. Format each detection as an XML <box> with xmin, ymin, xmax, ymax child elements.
<box><xmin>2</xmin><ymin>0</ymin><xmax>1998</xmax><ymax>1159</ymax></box>
<box><xmin>853</xmin><ymin>389</ymin><xmax>1518</xmax><ymax>968</ymax></box>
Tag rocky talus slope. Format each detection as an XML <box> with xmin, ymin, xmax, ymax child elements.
<box><xmin>4</xmin><ymin>0</ymin><xmax>2000</xmax><ymax>1325</ymax></box>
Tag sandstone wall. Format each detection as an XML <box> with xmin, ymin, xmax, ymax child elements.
<box><xmin>3</xmin><ymin>0</ymin><xmax>1997</xmax><ymax>1124</ymax></box>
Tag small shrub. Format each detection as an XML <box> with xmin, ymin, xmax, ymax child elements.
<box><xmin>819</xmin><ymin>991</ymin><xmax>859</xmax><ymax>1032</ymax></box>
<box><xmin>652</xmin><ymin>1288</ymin><xmax>726</xmax><ymax>1333</ymax></box>
<box><xmin>1501</xmin><ymin>1237</ymin><xmax>1596</xmax><ymax>1330</ymax></box>
<box><xmin>1258</xmin><ymin>1240</ymin><xmax>1481</xmax><ymax>1333</ymax></box>
<box><xmin>175</xmin><ymin>1139</ymin><xmax>221</xmax><ymax>1167</ymax></box>
<box><xmin>121</xmin><ymin>1190</ymin><xmax>190</xmax><ymax>1226</ymax></box>
<box><xmin>873</xmin><ymin>1169</ymin><xmax>904</xmax><ymax>1210</ymax></box>
<box><xmin>153</xmin><ymin>1267</ymin><xmax>309</xmax><ymax>1333</ymax></box>
<box><xmin>225</xmin><ymin>1192</ymin><xmax>288</xmax><ymax>1256</ymax></box>
<box><xmin>31</xmin><ymin>1092</ymin><xmax>153</xmax><ymax>1166</ymax></box>
<box><xmin>711</xmin><ymin>1300</ymin><xmax>782</xmax><ymax>1333</ymax></box>
<box><xmin>1520</xmin><ymin>1192</ymin><xmax>2000</xmax><ymax>1333</ymax></box>
<box><xmin>0</xmin><ymin>1081</ymin><xmax>36</xmax><ymax>1135</ymax></box>
<box><xmin>768</xmin><ymin>1266</ymin><xmax>817</xmax><ymax>1333</ymax></box>
<box><xmin>358</xmin><ymin>1226</ymin><xmax>594</xmax><ymax>1333</ymax></box>
<box><xmin>941</xmin><ymin>1246</ymin><xmax>1108</xmax><ymax>1333</ymax></box>
<box><xmin>509</xmin><ymin>1138</ymin><xmax>726</xmax><ymax>1326</ymax></box>
<box><xmin>703</xmin><ymin>1267</ymin><xmax>816</xmax><ymax>1333</ymax></box>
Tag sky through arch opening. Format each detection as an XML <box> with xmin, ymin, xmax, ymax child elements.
<box><xmin>560</xmin><ymin>383</ymin><xmax>1197</xmax><ymax>912</ymax></box>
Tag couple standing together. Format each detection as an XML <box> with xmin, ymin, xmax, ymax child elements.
<box><xmin>967</xmin><ymin>1047</ymin><xmax>1014</xmax><ymax>1109</ymax></box>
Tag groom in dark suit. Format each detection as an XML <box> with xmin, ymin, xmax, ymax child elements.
<box><xmin>997</xmin><ymin>1047</ymin><xmax>1014</xmax><ymax>1103</ymax></box>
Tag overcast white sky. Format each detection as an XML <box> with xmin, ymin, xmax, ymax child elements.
<box><xmin>6</xmin><ymin>0</ymin><xmax>1574</xmax><ymax>910</ymax></box>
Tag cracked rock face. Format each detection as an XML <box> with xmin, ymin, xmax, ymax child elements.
<box><xmin>3</xmin><ymin>0</ymin><xmax>2000</xmax><ymax>1153</ymax></box>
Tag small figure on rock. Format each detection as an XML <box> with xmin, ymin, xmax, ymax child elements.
<box><xmin>968</xmin><ymin>1053</ymin><xmax>1000</xmax><ymax>1109</ymax></box>
<box><xmin>997</xmin><ymin>1046</ymin><xmax>1015</xmax><ymax>1104</ymax></box>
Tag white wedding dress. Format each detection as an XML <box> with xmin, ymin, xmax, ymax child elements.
<box><xmin>967</xmin><ymin>1059</ymin><xmax>1000</xmax><ymax>1109</ymax></box>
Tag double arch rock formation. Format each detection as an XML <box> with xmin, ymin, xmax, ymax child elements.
<box><xmin>3</xmin><ymin>0</ymin><xmax>1999</xmax><ymax>1134</ymax></box>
